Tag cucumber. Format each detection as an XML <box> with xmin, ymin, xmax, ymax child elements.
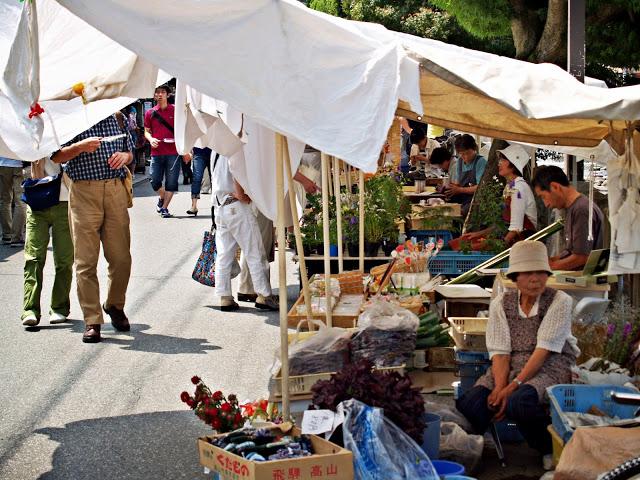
<box><xmin>416</xmin><ymin>337</ymin><xmax>438</xmax><ymax>348</ymax></box>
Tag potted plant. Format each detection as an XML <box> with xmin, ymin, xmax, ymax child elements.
<box><xmin>311</xmin><ymin>359</ymin><xmax>426</xmax><ymax>444</ymax></box>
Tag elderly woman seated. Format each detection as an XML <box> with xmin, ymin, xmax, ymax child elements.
<box><xmin>456</xmin><ymin>241</ymin><xmax>579</xmax><ymax>456</ymax></box>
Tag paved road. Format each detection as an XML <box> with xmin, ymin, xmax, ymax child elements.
<box><xmin>0</xmin><ymin>178</ymin><xmax>298</xmax><ymax>479</ymax></box>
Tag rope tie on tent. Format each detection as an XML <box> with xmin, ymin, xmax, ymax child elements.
<box><xmin>28</xmin><ymin>102</ymin><xmax>44</xmax><ymax>119</ymax></box>
<box><xmin>588</xmin><ymin>154</ymin><xmax>595</xmax><ymax>242</ymax></box>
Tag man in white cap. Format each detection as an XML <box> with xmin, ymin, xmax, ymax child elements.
<box><xmin>459</xmin><ymin>142</ymin><xmax>537</xmax><ymax>247</ymax></box>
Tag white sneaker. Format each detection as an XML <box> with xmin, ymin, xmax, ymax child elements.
<box><xmin>50</xmin><ymin>312</ymin><xmax>68</xmax><ymax>324</ymax></box>
<box><xmin>542</xmin><ymin>453</ymin><xmax>554</xmax><ymax>471</ymax></box>
<box><xmin>22</xmin><ymin>314</ymin><xmax>39</xmax><ymax>327</ymax></box>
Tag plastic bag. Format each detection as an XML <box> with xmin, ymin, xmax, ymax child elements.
<box><xmin>439</xmin><ymin>422</ymin><xmax>483</xmax><ymax>474</ymax></box>
<box><xmin>352</xmin><ymin>298</ymin><xmax>419</xmax><ymax>367</ymax></box>
<box><xmin>309</xmin><ymin>275</ymin><xmax>341</xmax><ymax>298</ymax></box>
<box><xmin>340</xmin><ymin>399</ymin><xmax>438</xmax><ymax>480</ymax></box>
<box><xmin>287</xmin><ymin>320</ymin><xmax>353</xmax><ymax>376</ymax></box>
<box><xmin>423</xmin><ymin>401</ymin><xmax>473</xmax><ymax>432</ymax></box>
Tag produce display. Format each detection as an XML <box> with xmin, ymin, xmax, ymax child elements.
<box><xmin>289</xmin><ymin>328</ymin><xmax>352</xmax><ymax>375</ymax></box>
<box><xmin>351</xmin><ymin>327</ymin><xmax>416</xmax><ymax>367</ymax></box>
<box><xmin>208</xmin><ymin>427</ymin><xmax>314</xmax><ymax>461</ymax></box>
<box><xmin>415</xmin><ymin>311</ymin><xmax>452</xmax><ymax>349</ymax></box>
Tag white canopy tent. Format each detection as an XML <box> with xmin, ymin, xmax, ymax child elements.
<box><xmin>2</xmin><ymin>0</ymin><xmax>640</xmax><ymax>417</ymax></box>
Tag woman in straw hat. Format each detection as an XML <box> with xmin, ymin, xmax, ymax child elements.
<box><xmin>457</xmin><ymin>143</ymin><xmax>537</xmax><ymax>249</ymax></box>
<box><xmin>456</xmin><ymin>241</ymin><xmax>579</xmax><ymax>457</ymax></box>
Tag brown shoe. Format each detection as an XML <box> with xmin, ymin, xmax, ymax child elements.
<box><xmin>102</xmin><ymin>304</ymin><xmax>130</xmax><ymax>332</ymax></box>
<box><xmin>82</xmin><ymin>324</ymin><xmax>101</xmax><ymax>343</ymax></box>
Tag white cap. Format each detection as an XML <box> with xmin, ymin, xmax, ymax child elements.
<box><xmin>497</xmin><ymin>144</ymin><xmax>531</xmax><ymax>173</ymax></box>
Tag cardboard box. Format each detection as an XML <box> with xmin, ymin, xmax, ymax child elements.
<box><xmin>553</xmin><ymin>272</ymin><xmax>617</xmax><ymax>287</ymax></box>
<box><xmin>198</xmin><ymin>427</ymin><xmax>354</xmax><ymax>480</ymax></box>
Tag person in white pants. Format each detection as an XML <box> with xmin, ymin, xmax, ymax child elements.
<box><xmin>212</xmin><ymin>154</ymin><xmax>278</xmax><ymax>312</ymax></box>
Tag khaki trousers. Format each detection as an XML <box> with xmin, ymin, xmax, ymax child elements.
<box><xmin>0</xmin><ymin>166</ymin><xmax>27</xmax><ymax>242</ymax></box>
<box><xmin>68</xmin><ymin>177</ymin><xmax>131</xmax><ymax>325</ymax></box>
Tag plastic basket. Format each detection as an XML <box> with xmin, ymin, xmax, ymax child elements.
<box><xmin>459</xmin><ymin>375</ymin><xmax>477</xmax><ymax>395</ymax></box>
<box><xmin>547</xmin><ymin>384</ymin><xmax>640</xmax><ymax>443</ymax></box>
<box><xmin>428</xmin><ymin>251</ymin><xmax>495</xmax><ymax>276</ymax></box>
<box><xmin>409</xmin><ymin>230</ymin><xmax>454</xmax><ymax>246</ymax></box>
<box><xmin>456</xmin><ymin>362</ymin><xmax>490</xmax><ymax>377</ymax></box>
<box><xmin>495</xmin><ymin>420</ymin><xmax>525</xmax><ymax>443</ymax></box>
<box><xmin>454</xmin><ymin>349</ymin><xmax>490</xmax><ymax>363</ymax></box>
<box><xmin>449</xmin><ymin>317</ymin><xmax>488</xmax><ymax>351</ymax></box>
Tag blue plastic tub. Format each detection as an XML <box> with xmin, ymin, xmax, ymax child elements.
<box><xmin>432</xmin><ymin>460</ymin><xmax>465</xmax><ymax>477</ymax></box>
<box><xmin>421</xmin><ymin>412</ymin><xmax>441</xmax><ymax>460</ymax></box>
<box><xmin>548</xmin><ymin>384</ymin><xmax>640</xmax><ymax>443</ymax></box>
<box><xmin>454</xmin><ymin>349</ymin><xmax>490</xmax><ymax>363</ymax></box>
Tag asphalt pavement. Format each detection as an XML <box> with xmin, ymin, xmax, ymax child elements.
<box><xmin>0</xmin><ymin>177</ymin><xmax>298</xmax><ymax>479</ymax></box>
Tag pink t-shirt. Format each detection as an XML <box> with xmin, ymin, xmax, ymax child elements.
<box><xmin>144</xmin><ymin>104</ymin><xmax>178</xmax><ymax>156</ymax></box>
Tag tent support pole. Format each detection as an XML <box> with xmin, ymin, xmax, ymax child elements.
<box><xmin>321</xmin><ymin>152</ymin><xmax>333</xmax><ymax>327</ymax></box>
<box><xmin>283</xmin><ymin>138</ymin><xmax>314</xmax><ymax>328</ymax></box>
<box><xmin>275</xmin><ymin>134</ymin><xmax>290</xmax><ymax>419</ymax></box>
<box><xmin>359</xmin><ymin>169</ymin><xmax>365</xmax><ymax>272</ymax></box>
<box><xmin>333</xmin><ymin>156</ymin><xmax>344</xmax><ymax>272</ymax></box>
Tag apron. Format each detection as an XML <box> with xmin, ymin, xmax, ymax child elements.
<box><xmin>475</xmin><ymin>288</ymin><xmax>576</xmax><ymax>402</ymax></box>
<box><xmin>502</xmin><ymin>181</ymin><xmax>536</xmax><ymax>244</ymax></box>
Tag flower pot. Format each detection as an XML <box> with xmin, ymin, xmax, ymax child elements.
<box><xmin>329</xmin><ymin>244</ymin><xmax>339</xmax><ymax>257</ymax></box>
<box><xmin>381</xmin><ymin>239</ymin><xmax>396</xmax><ymax>257</ymax></box>
<box><xmin>302</xmin><ymin>244</ymin><xmax>313</xmax><ymax>257</ymax></box>
<box><xmin>421</xmin><ymin>412</ymin><xmax>441</xmax><ymax>460</ymax></box>
<box><xmin>364</xmin><ymin>241</ymin><xmax>381</xmax><ymax>257</ymax></box>
<box><xmin>347</xmin><ymin>243</ymin><xmax>359</xmax><ymax>257</ymax></box>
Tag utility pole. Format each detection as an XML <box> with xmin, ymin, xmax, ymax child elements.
<box><xmin>566</xmin><ymin>0</ymin><xmax>585</xmax><ymax>182</ymax></box>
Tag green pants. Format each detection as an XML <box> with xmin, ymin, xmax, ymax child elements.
<box><xmin>22</xmin><ymin>202</ymin><xmax>74</xmax><ymax>320</ymax></box>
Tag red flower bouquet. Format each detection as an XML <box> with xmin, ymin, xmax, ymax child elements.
<box><xmin>180</xmin><ymin>376</ymin><xmax>245</xmax><ymax>433</ymax></box>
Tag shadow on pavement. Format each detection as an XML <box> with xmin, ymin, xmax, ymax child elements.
<box><xmin>25</xmin><ymin>321</ymin><xmax>220</xmax><ymax>355</ymax></box>
<box><xmin>35</xmin><ymin>411</ymin><xmax>209</xmax><ymax>480</ymax></box>
<box><xmin>107</xmin><ymin>323</ymin><xmax>221</xmax><ymax>355</ymax></box>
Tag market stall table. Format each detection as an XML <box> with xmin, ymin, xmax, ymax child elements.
<box><xmin>494</xmin><ymin>271</ymin><xmax>610</xmax><ymax>300</ymax></box>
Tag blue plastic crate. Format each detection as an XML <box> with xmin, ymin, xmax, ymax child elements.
<box><xmin>548</xmin><ymin>384</ymin><xmax>640</xmax><ymax>443</ymax></box>
<box><xmin>495</xmin><ymin>420</ymin><xmax>525</xmax><ymax>443</ymax></box>
<box><xmin>409</xmin><ymin>230</ymin><xmax>454</xmax><ymax>246</ymax></box>
<box><xmin>459</xmin><ymin>375</ymin><xmax>477</xmax><ymax>395</ymax></box>
<box><xmin>455</xmin><ymin>349</ymin><xmax>490</xmax><ymax>363</ymax></box>
<box><xmin>428</xmin><ymin>251</ymin><xmax>497</xmax><ymax>276</ymax></box>
<box><xmin>457</xmin><ymin>362</ymin><xmax>490</xmax><ymax>377</ymax></box>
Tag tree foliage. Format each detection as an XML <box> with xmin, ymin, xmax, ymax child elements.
<box><xmin>309</xmin><ymin>0</ymin><xmax>640</xmax><ymax>85</ymax></box>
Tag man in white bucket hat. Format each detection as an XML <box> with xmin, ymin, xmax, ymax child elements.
<box><xmin>457</xmin><ymin>240</ymin><xmax>578</xmax><ymax>466</ymax></box>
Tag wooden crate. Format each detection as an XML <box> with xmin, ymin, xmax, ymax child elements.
<box><xmin>287</xmin><ymin>295</ymin><xmax>360</xmax><ymax>329</ymax></box>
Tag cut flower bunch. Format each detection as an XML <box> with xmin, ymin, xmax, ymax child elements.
<box><xmin>180</xmin><ymin>376</ymin><xmax>244</xmax><ymax>432</ymax></box>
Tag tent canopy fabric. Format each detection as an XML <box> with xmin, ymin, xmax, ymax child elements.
<box><xmin>394</xmin><ymin>33</ymin><xmax>640</xmax><ymax>151</ymax></box>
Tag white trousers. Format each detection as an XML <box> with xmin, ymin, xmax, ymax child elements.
<box><xmin>214</xmin><ymin>201</ymin><xmax>271</xmax><ymax>298</ymax></box>
<box><xmin>238</xmin><ymin>208</ymin><xmax>274</xmax><ymax>295</ymax></box>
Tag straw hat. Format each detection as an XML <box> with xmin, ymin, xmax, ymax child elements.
<box><xmin>507</xmin><ymin>241</ymin><xmax>552</xmax><ymax>276</ymax></box>
<box><xmin>497</xmin><ymin>144</ymin><xmax>530</xmax><ymax>173</ymax></box>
